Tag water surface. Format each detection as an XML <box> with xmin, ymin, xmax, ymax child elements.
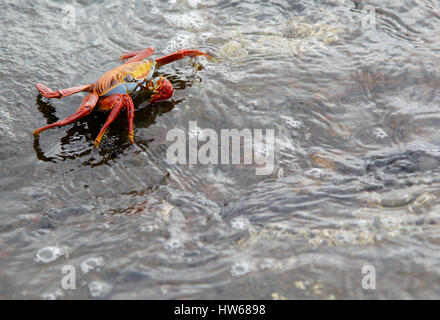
<box><xmin>1</xmin><ymin>0</ymin><xmax>440</xmax><ymax>299</ymax></box>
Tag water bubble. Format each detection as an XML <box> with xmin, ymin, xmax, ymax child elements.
<box><xmin>151</xmin><ymin>7</ymin><xmax>159</xmax><ymax>15</ymax></box>
<box><xmin>231</xmin><ymin>261</ymin><xmax>253</xmax><ymax>277</ymax></box>
<box><xmin>97</xmin><ymin>223</ymin><xmax>110</xmax><ymax>230</ymax></box>
<box><xmin>165</xmin><ymin>238</ymin><xmax>183</xmax><ymax>251</ymax></box>
<box><xmin>92</xmin><ymin>37</ymin><xmax>102</xmax><ymax>47</ymax></box>
<box><xmin>163</xmin><ymin>34</ymin><xmax>195</xmax><ymax>54</ymax></box>
<box><xmin>41</xmin><ymin>289</ymin><xmax>63</xmax><ymax>300</ymax></box>
<box><xmin>259</xmin><ymin>258</ymin><xmax>276</xmax><ymax>270</ymax></box>
<box><xmin>41</xmin><ymin>292</ymin><xmax>56</xmax><ymax>300</ymax></box>
<box><xmin>80</xmin><ymin>257</ymin><xmax>105</xmax><ymax>274</ymax></box>
<box><xmin>140</xmin><ymin>224</ymin><xmax>159</xmax><ymax>232</ymax></box>
<box><xmin>198</xmin><ymin>32</ymin><xmax>212</xmax><ymax>42</ymax></box>
<box><xmin>34</xmin><ymin>246</ymin><xmax>65</xmax><ymax>264</ymax></box>
<box><xmin>372</xmin><ymin>127</ymin><xmax>389</xmax><ymax>139</ymax></box>
<box><xmin>281</xmin><ymin>115</ymin><xmax>302</xmax><ymax>129</ymax></box>
<box><xmin>352</xmin><ymin>124</ymin><xmax>393</xmax><ymax>149</ymax></box>
<box><xmin>163</xmin><ymin>11</ymin><xmax>205</xmax><ymax>30</ymax></box>
<box><xmin>189</xmin><ymin>125</ymin><xmax>206</xmax><ymax>140</ymax></box>
<box><xmin>305</xmin><ymin>168</ymin><xmax>323</xmax><ymax>178</ymax></box>
<box><xmin>205</xmin><ymin>63</ymin><xmax>240</xmax><ymax>83</ymax></box>
<box><xmin>254</xmin><ymin>143</ymin><xmax>268</xmax><ymax>158</ymax></box>
<box><xmin>187</xmin><ymin>0</ymin><xmax>203</xmax><ymax>8</ymax></box>
<box><xmin>88</xmin><ymin>281</ymin><xmax>112</xmax><ymax>298</ymax></box>
<box><xmin>231</xmin><ymin>216</ymin><xmax>251</xmax><ymax>230</ymax></box>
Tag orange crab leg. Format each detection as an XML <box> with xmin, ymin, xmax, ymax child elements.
<box><xmin>155</xmin><ymin>49</ymin><xmax>210</xmax><ymax>67</ymax></box>
<box><xmin>36</xmin><ymin>83</ymin><xmax>93</xmax><ymax>99</ymax></box>
<box><xmin>120</xmin><ymin>47</ymin><xmax>155</xmax><ymax>64</ymax></box>
<box><xmin>94</xmin><ymin>95</ymin><xmax>125</xmax><ymax>148</ymax></box>
<box><xmin>95</xmin><ymin>94</ymin><xmax>136</xmax><ymax>146</ymax></box>
<box><xmin>33</xmin><ymin>93</ymin><xmax>99</xmax><ymax>137</ymax></box>
<box><xmin>125</xmin><ymin>95</ymin><xmax>135</xmax><ymax>145</ymax></box>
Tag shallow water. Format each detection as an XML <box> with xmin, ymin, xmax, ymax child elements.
<box><xmin>1</xmin><ymin>0</ymin><xmax>440</xmax><ymax>299</ymax></box>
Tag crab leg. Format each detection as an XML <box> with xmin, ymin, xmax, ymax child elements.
<box><xmin>94</xmin><ymin>96</ymin><xmax>125</xmax><ymax>148</ymax></box>
<box><xmin>120</xmin><ymin>47</ymin><xmax>155</xmax><ymax>64</ymax></box>
<box><xmin>33</xmin><ymin>93</ymin><xmax>99</xmax><ymax>137</ymax></box>
<box><xmin>36</xmin><ymin>83</ymin><xmax>93</xmax><ymax>99</ymax></box>
<box><xmin>155</xmin><ymin>49</ymin><xmax>210</xmax><ymax>67</ymax></box>
<box><xmin>125</xmin><ymin>95</ymin><xmax>135</xmax><ymax>145</ymax></box>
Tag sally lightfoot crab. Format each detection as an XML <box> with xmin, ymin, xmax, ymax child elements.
<box><xmin>33</xmin><ymin>47</ymin><xmax>210</xmax><ymax>147</ymax></box>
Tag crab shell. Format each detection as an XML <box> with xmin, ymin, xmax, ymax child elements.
<box><xmin>94</xmin><ymin>60</ymin><xmax>157</xmax><ymax>99</ymax></box>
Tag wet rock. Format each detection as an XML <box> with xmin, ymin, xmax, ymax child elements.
<box><xmin>271</xmin><ymin>292</ymin><xmax>287</xmax><ymax>300</ymax></box>
<box><xmin>366</xmin><ymin>150</ymin><xmax>440</xmax><ymax>175</ymax></box>
<box><xmin>221</xmin><ymin>40</ymin><xmax>248</xmax><ymax>60</ymax></box>
<box><xmin>282</xmin><ymin>17</ymin><xmax>341</xmax><ymax>43</ymax></box>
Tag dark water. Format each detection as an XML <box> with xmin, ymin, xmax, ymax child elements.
<box><xmin>1</xmin><ymin>0</ymin><xmax>440</xmax><ymax>299</ymax></box>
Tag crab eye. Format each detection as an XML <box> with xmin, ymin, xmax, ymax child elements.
<box><xmin>125</xmin><ymin>73</ymin><xmax>133</xmax><ymax>82</ymax></box>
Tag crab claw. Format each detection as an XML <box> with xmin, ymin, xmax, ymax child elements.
<box><xmin>149</xmin><ymin>76</ymin><xmax>174</xmax><ymax>104</ymax></box>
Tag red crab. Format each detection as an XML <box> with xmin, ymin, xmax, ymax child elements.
<box><xmin>33</xmin><ymin>47</ymin><xmax>210</xmax><ymax>147</ymax></box>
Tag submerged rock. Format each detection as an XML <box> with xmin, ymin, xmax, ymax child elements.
<box><xmin>366</xmin><ymin>150</ymin><xmax>440</xmax><ymax>175</ymax></box>
<box><xmin>221</xmin><ymin>40</ymin><xmax>249</xmax><ymax>61</ymax></box>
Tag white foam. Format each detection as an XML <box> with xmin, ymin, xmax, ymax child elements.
<box><xmin>231</xmin><ymin>216</ymin><xmax>251</xmax><ymax>230</ymax></box>
<box><xmin>88</xmin><ymin>281</ymin><xmax>112</xmax><ymax>298</ymax></box>
<box><xmin>230</xmin><ymin>261</ymin><xmax>253</xmax><ymax>277</ymax></box>
<box><xmin>34</xmin><ymin>246</ymin><xmax>65</xmax><ymax>264</ymax></box>
<box><xmin>372</xmin><ymin>127</ymin><xmax>389</xmax><ymax>139</ymax></box>
<box><xmin>163</xmin><ymin>34</ymin><xmax>196</xmax><ymax>54</ymax></box>
<box><xmin>281</xmin><ymin>115</ymin><xmax>303</xmax><ymax>129</ymax></box>
<box><xmin>80</xmin><ymin>257</ymin><xmax>105</xmax><ymax>274</ymax></box>
<box><xmin>163</xmin><ymin>11</ymin><xmax>205</xmax><ymax>30</ymax></box>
